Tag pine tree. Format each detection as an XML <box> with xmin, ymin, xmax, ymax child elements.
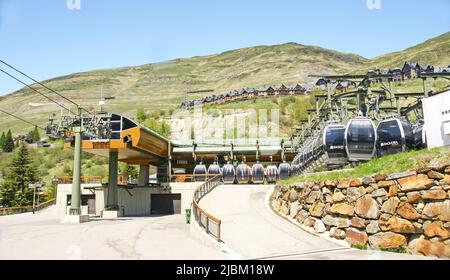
<box><xmin>32</xmin><ymin>126</ymin><xmax>40</xmax><ymax>143</ymax></box>
<box><xmin>3</xmin><ymin>130</ymin><xmax>15</xmax><ymax>153</ymax></box>
<box><xmin>0</xmin><ymin>132</ymin><xmax>5</xmax><ymax>151</ymax></box>
<box><xmin>136</xmin><ymin>108</ymin><xmax>148</xmax><ymax>124</ymax></box>
<box><xmin>0</xmin><ymin>144</ymin><xmax>39</xmax><ymax>207</ymax></box>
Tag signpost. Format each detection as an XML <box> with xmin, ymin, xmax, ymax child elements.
<box><xmin>29</xmin><ymin>182</ymin><xmax>42</xmax><ymax>214</ymax></box>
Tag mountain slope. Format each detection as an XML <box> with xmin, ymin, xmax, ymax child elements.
<box><xmin>357</xmin><ymin>32</ymin><xmax>450</xmax><ymax>72</ymax></box>
<box><xmin>0</xmin><ymin>43</ymin><xmax>367</xmax><ymax>133</ymax></box>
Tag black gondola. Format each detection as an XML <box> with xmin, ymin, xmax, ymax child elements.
<box><xmin>321</xmin><ymin>124</ymin><xmax>348</xmax><ymax>168</ymax></box>
<box><xmin>236</xmin><ymin>158</ymin><xmax>251</xmax><ymax>184</ymax></box>
<box><xmin>251</xmin><ymin>162</ymin><xmax>266</xmax><ymax>184</ymax></box>
<box><xmin>278</xmin><ymin>162</ymin><xmax>292</xmax><ymax>180</ymax></box>
<box><xmin>266</xmin><ymin>164</ymin><xmax>278</xmax><ymax>184</ymax></box>
<box><xmin>376</xmin><ymin>118</ymin><xmax>415</xmax><ymax>156</ymax></box>
<box><xmin>345</xmin><ymin>117</ymin><xmax>377</xmax><ymax>162</ymax></box>
<box><xmin>193</xmin><ymin>162</ymin><xmax>207</xmax><ymax>182</ymax></box>
<box><xmin>413</xmin><ymin>122</ymin><xmax>426</xmax><ymax>149</ymax></box>
<box><xmin>222</xmin><ymin>163</ymin><xmax>236</xmax><ymax>184</ymax></box>
<box><xmin>208</xmin><ymin>160</ymin><xmax>221</xmax><ymax>176</ymax></box>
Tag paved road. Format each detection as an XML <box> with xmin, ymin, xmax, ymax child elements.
<box><xmin>200</xmin><ymin>185</ymin><xmax>435</xmax><ymax>260</ymax></box>
<box><xmin>0</xmin><ymin>206</ymin><xmax>230</xmax><ymax>260</ymax></box>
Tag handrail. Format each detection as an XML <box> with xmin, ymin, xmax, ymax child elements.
<box><xmin>192</xmin><ymin>175</ymin><xmax>223</xmax><ymax>241</ymax></box>
<box><xmin>170</xmin><ymin>174</ymin><xmax>218</xmax><ymax>183</ymax></box>
<box><xmin>0</xmin><ymin>199</ymin><xmax>56</xmax><ymax>216</ymax></box>
<box><xmin>57</xmin><ymin>176</ymin><xmax>103</xmax><ymax>184</ymax></box>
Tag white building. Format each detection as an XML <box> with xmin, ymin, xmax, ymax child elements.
<box><xmin>423</xmin><ymin>90</ymin><xmax>450</xmax><ymax>148</ymax></box>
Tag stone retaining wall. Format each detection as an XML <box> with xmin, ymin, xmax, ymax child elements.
<box><xmin>272</xmin><ymin>165</ymin><xmax>450</xmax><ymax>258</ymax></box>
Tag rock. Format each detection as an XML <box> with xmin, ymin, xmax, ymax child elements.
<box><xmin>371</xmin><ymin>188</ymin><xmax>388</xmax><ymax>198</ymax></box>
<box><xmin>322</xmin><ymin>215</ymin><xmax>350</xmax><ymax>228</ymax></box>
<box><xmin>282</xmin><ymin>191</ymin><xmax>290</xmax><ymax>201</ymax></box>
<box><xmin>374</xmin><ymin>173</ymin><xmax>387</xmax><ymax>182</ymax></box>
<box><xmin>288</xmin><ymin>189</ymin><xmax>298</xmax><ymax>202</ymax></box>
<box><xmin>407</xmin><ymin>191</ymin><xmax>421</xmax><ymax>203</ymax></box>
<box><xmin>325</xmin><ymin>194</ymin><xmax>333</xmax><ymax>204</ymax></box>
<box><xmin>440</xmin><ymin>175</ymin><xmax>450</xmax><ymax>185</ymax></box>
<box><xmin>337</xmin><ymin>179</ymin><xmax>350</xmax><ymax>189</ymax></box>
<box><xmin>303</xmin><ymin>217</ymin><xmax>316</xmax><ymax>228</ymax></box>
<box><xmin>330</xmin><ymin>203</ymin><xmax>355</xmax><ymax>216</ymax></box>
<box><xmin>388</xmin><ymin>185</ymin><xmax>399</xmax><ymax>197</ymax></box>
<box><xmin>350</xmin><ymin>178</ymin><xmax>363</xmax><ymax>187</ymax></box>
<box><xmin>323</xmin><ymin>179</ymin><xmax>336</xmax><ymax>188</ymax></box>
<box><xmin>420</xmin><ymin>190</ymin><xmax>447</xmax><ymax>200</ymax></box>
<box><xmin>439</xmin><ymin>200</ymin><xmax>450</xmax><ymax>222</ymax></box>
<box><xmin>385</xmin><ymin>217</ymin><xmax>421</xmax><ymax>234</ymax></box>
<box><xmin>322</xmin><ymin>187</ymin><xmax>332</xmax><ymax>195</ymax></box>
<box><xmin>416</xmin><ymin>167</ymin><xmax>432</xmax><ymax>174</ymax></box>
<box><xmin>422</xmin><ymin>202</ymin><xmax>441</xmax><ymax>219</ymax></box>
<box><xmin>347</xmin><ymin>187</ymin><xmax>365</xmax><ymax>202</ymax></box>
<box><xmin>378</xmin><ymin>180</ymin><xmax>395</xmax><ymax>188</ymax></box>
<box><xmin>289</xmin><ymin>201</ymin><xmax>300</xmax><ymax>219</ymax></box>
<box><xmin>314</xmin><ymin>219</ymin><xmax>326</xmax><ymax>233</ymax></box>
<box><xmin>369</xmin><ymin>232</ymin><xmax>407</xmax><ymax>249</ymax></box>
<box><xmin>330</xmin><ymin>227</ymin><xmax>346</xmax><ymax>240</ymax></box>
<box><xmin>362</xmin><ymin>177</ymin><xmax>375</xmax><ymax>185</ymax></box>
<box><xmin>366</xmin><ymin>220</ymin><xmax>380</xmax><ymax>234</ymax></box>
<box><xmin>428</xmin><ymin>170</ymin><xmax>445</xmax><ymax>180</ymax></box>
<box><xmin>281</xmin><ymin>185</ymin><xmax>289</xmax><ymax>192</ymax></box>
<box><xmin>305</xmin><ymin>191</ymin><xmax>322</xmax><ymax>204</ymax></box>
<box><xmin>332</xmin><ymin>191</ymin><xmax>346</xmax><ymax>203</ymax></box>
<box><xmin>408</xmin><ymin>238</ymin><xmax>450</xmax><ymax>258</ymax></box>
<box><xmin>345</xmin><ymin>228</ymin><xmax>368</xmax><ymax>245</ymax></box>
<box><xmin>296</xmin><ymin>210</ymin><xmax>309</xmax><ymax>224</ymax></box>
<box><xmin>423</xmin><ymin>221</ymin><xmax>450</xmax><ymax>239</ymax></box>
<box><xmin>309</xmin><ymin>201</ymin><xmax>325</xmax><ymax>217</ymax></box>
<box><xmin>416</xmin><ymin>202</ymin><xmax>425</xmax><ymax>213</ymax></box>
<box><xmin>280</xmin><ymin>202</ymin><xmax>289</xmax><ymax>215</ymax></box>
<box><xmin>397</xmin><ymin>174</ymin><xmax>435</xmax><ymax>192</ymax></box>
<box><xmin>397</xmin><ymin>202</ymin><xmax>421</xmax><ymax>220</ymax></box>
<box><xmin>355</xmin><ymin>195</ymin><xmax>380</xmax><ymax>219</ymax></box>
<box><xmin>365</xmin><ymin>186</ymin><xmax>375</xmax><ymax>194</ymax></box>
<box><xmin>387</xmin><ymin>171</ymin><xmax>417</xmax><ymax>180</ymax></box>
<box><xmin>351</xmin><ymin>217</ymin><xmax>366</xmax><ymax>229</ymax></box>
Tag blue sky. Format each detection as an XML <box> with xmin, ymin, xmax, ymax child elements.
<box><xmin>0</xmin><ymin>0</ymin><xmax>449</xmax><ymax>96</ymax></box>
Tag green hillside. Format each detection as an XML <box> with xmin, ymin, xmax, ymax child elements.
<box><xmin>0</xmin><ymin>43</ymin><xmax>367</xmax><ymax>133</ymax></box>
<box><xmin>357</xmin><ymin>32</ymin><xmax>450</xmax><ymax>72</ymax></box>
<box><xmin>1</xmin><ymin>32</ymin><xmax>449</xmax><ymax>134</ymax></box>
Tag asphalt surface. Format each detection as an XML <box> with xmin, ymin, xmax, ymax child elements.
<box><xmin>0</xmin><ymin>206</ymin><xmax>230</xmax><ymax>260</ymax></box>
<box><xmin>199</xmin><ymin>184</ymin><xmax>435</xmax><ymax>260</ymax></box>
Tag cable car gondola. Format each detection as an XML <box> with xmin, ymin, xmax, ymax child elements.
<box><xmin>322</xmin><ymin>124</ymin><xmax>348</xmax><ymax>168</ymax></box>
<box><xmin>193</xmin><ymin>162</ymin><xmax>207</xmax><ymax>182</ymax></box>
<box><xmin>376</xmin><ymin>117</ymin><xmax>415</xmax><ymax>157</ymax></box>
<box><xmin>278</xmin><ymin>162</ymin><xmax>292</xmax><ymax>180</ymax></box>
<box><xmin>266</xmin><ymin>164</ymin><xmax>278</xmax><ymax>184</ymax></box>
<box><xmin>236</xmin><ymin>158</ymin><xmax>251</xmax><ymax>184</ymax></box>
<box><xmin>222</xmin><ymin>162</ymin><xmax>236</xmax><ymax>184</ymax></box>
<box><xmin>345</xmin><ymin>117</ymin><xmax>377</xmax><ymax>162</ymax></box>
<box><xmin>251</xmin><ymin>162</ymin><xmax>265</xmax><ymax>184</ymax></box>
<box><xmin>208</xmin><ymin>160</ymin><xmax>221</xmax><ymax>176</ymax></box>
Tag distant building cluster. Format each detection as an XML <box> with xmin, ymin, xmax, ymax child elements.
<box><xmin>180</xmin><ymin>61</ymin><xmax>450</xmax><ymax>109</ymax></box>
<box><xmin>180</xmin><ymin>83</ymin><xmax>318</xmax><ymax>109</ymax></box>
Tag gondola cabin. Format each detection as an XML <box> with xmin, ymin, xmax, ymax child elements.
<box><xmin>208</xmin><ymin>162</ymin><xmax>221</xmax><ymax>175</ymax></box>
<box><xmin>345</xmin><ymin>118</ymin><xmax>377</xmax><ymax>162</ymax></box>
<box><xmin>236</xmin><ymin>161</ymin><xmax>251</xmax><ymax>184</ymax></box>
<box><xmin>278</xmin><ymin>162</ymin><xmax>292</xmax><ymax>180</ymax></box>
<box><xmin>222</xmin><ymin>163</ymin><xmax>236</xmax><ymax>184</ymax></box>
<box><xmin>193</xmin><ymin>163</ymin><xmax>207</xmax><ymax>182</ymax></box>
<box><xmin>376</xmin><ymin>118</ymin><xmax>415</xmax><ymax>157</ymax></box>
<box><xmin>266</xmin><ymin>164</ymin><xmax>278</xmax><ymax>184</ymax></box>
<box><xmin>251</xmin><ymin>163</ymin><xmax>266</xmax><ymax>184</ymax></box>
<box><xmin>321</xmin><ymin>124</ymin><xmax>348</xmax><ymax>167</ymax></box>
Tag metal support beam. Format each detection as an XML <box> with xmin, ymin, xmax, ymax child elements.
<box><xmin>106</xmin><ymin>150</ymin><xmax>119</xmax><ymax>210</ymax></box>
<box><xmin>69</xmin><ymin>132</ymin><xmax>82</xmax><ymax>215</ymax></box>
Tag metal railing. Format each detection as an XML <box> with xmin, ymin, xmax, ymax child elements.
<box><xmin>192</xmin><ymin>175</ymin><xmax>223</xmax><ymax>241</ymax></box>
<box><xmin>57</xmin><ymin>176</ymin><xmax>103</xmax><ymax>184</ymax></box>
<box><xmin>170</xmin><ymin>174</ymin><xmax>218</xmax><ymax>183</ymax></box>
<box><xmin>0</xmin><ymin>199</ymin><xmax>56</xmax><ymax>216</ymax></box>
